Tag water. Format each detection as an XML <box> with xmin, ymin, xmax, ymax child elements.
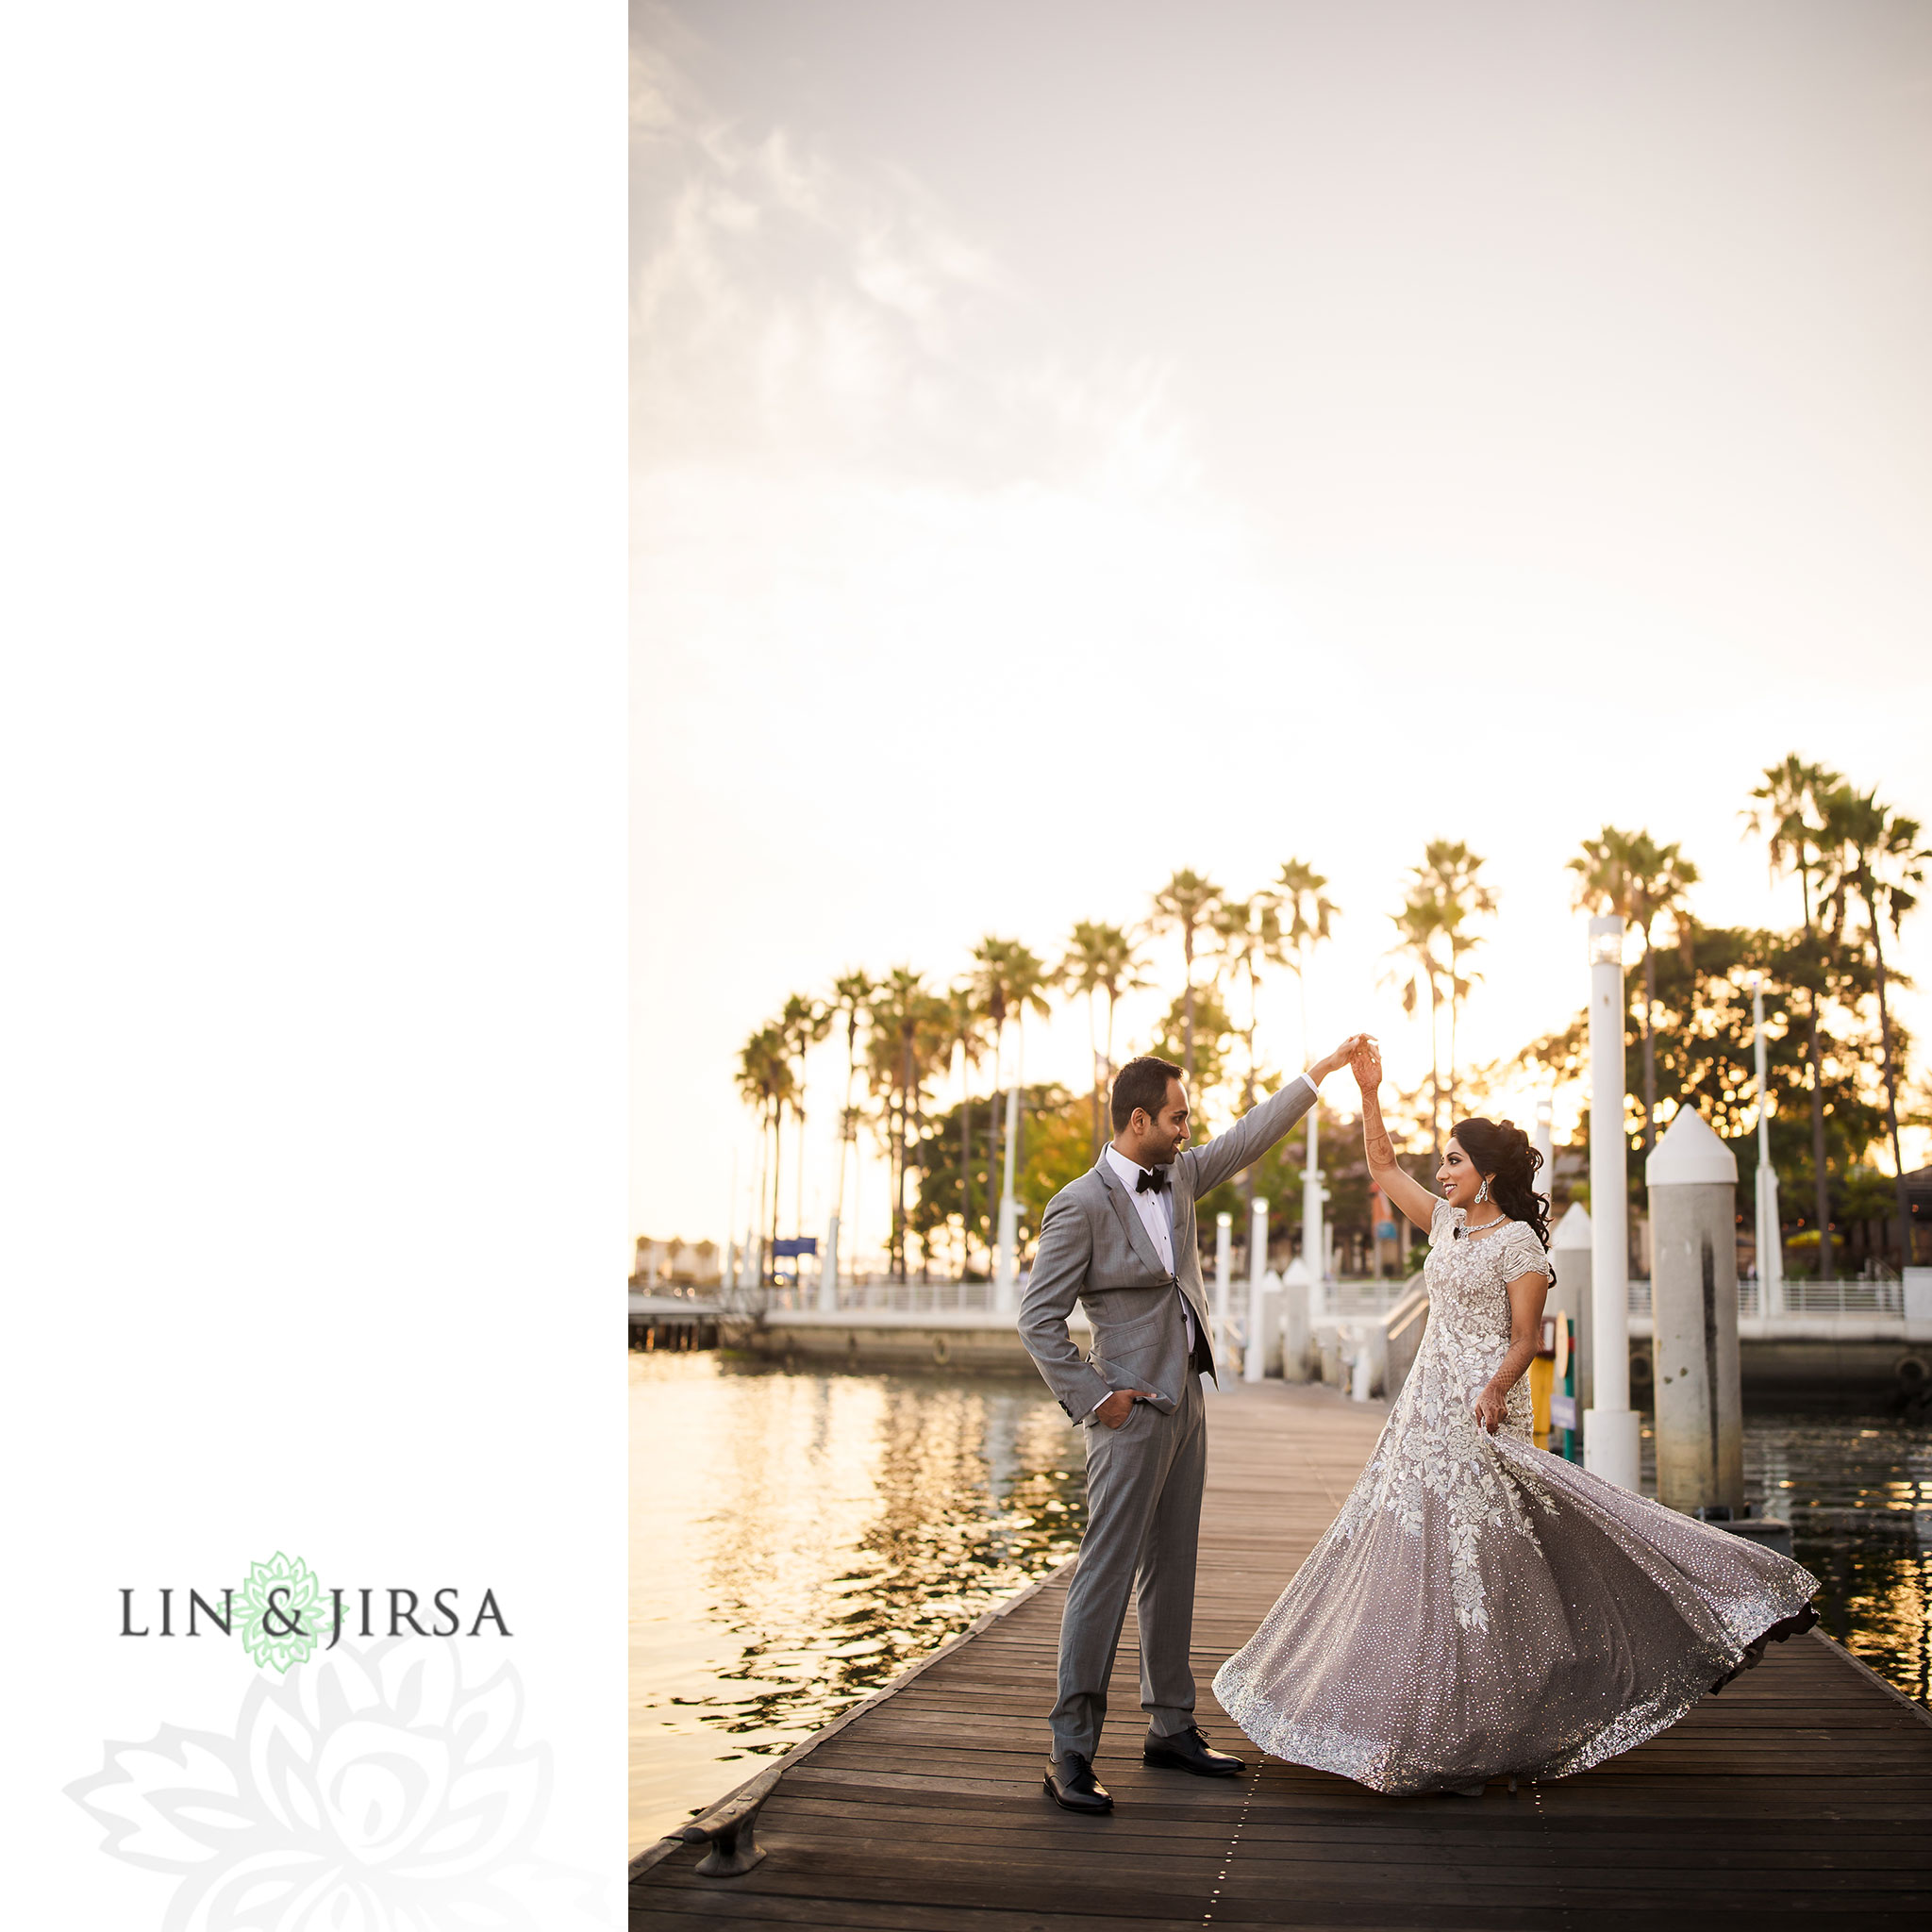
<box><xmin>1642</xmin><ymin>1409</ymin><xmax>1932</xmax><ymax>1708</ymax></box>
<box><xmin>628</xmin><ymin>1355</ymin><xmax>1086</xmax><ymax>1855</ymax></box>
<box><xmin>629</xmin><ymin>1360</ymin><xmax>1931</xmax><ymax>1857</ymax></box>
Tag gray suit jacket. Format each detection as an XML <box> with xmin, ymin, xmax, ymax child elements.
<box><xmin>1018</xmin><ymin>1076</ymin><xmax>1318</xmax><ymax>1424</ymax></box>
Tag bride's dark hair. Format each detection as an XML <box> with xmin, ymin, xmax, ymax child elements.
<box><xmin>1450</xmin><ymin>1116</ymin><xmax>1552</xmax><ymax>1249</ymax></box>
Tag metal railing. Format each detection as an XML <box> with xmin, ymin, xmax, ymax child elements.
<box><xmin>1625</xmin><ymin>1277</ymin><xmax>1904</xmax><ymax>1318</ymax></box>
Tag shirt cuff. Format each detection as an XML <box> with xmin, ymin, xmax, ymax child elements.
<box><xmin>1298</xmin><ymin>1067</ymin><xmax>1320</xmax><ymax>1096</ymax></box>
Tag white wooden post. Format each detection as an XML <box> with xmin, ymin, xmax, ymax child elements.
<box><xmin>1281</xmin><ymin>1255</ymin><xmax>1313</xmax><ymax>1381</ymax></box>
<box><xmin>1585</xmin><ymin>916</ymin><xmax>1640</xmax><ymax>1491</ymax></box>
<box><xmin>1245</xmin><ymin>1196</ymin><xmax>1269</xmax><ymax>1383</ymax></box>
<box><xmin>1534</xmin><ymin>1094</ymin><xmax>1554</xmax><ymax>1204</ymax></box>
<box><xmin>1213</xmin><ymin>1211</ymin><xmax>1232</xmax><ymax>1374</ymax></box>
<box><xmin>1647</xmin><ymin>1108</ymin><xmax>1744</xmax><ymax>1515</ymax></box>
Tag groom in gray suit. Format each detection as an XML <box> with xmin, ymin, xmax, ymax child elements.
<box><xmin>1020</xmin><ymin>1040</ymin><xmax>1359</xmax><ymax>1812</ymax></box>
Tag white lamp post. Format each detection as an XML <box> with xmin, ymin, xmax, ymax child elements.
<box><xmin>1585</xmin><ymin>916</ymin><xmax>1640</xmax><ymax>1491</ymax></box>
<box><xmin>992</xmin><ymin>1081</ymin><xmax>1021</xmax><ymax>1313</ymax></box>
<box><xmin>1302</xmin><ymin>1110</ymin><xmax>1324</xmax><ymax>1297</ymax></box>
<box><xmin>1750</xmin><ymin>974</ymin><xmax>1783</xmax><ymax>1318</ymax></box>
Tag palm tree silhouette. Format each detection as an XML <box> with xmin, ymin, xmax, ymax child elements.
<box><xmin>1149</xmin><ymin>870</ymin><xmax>1223</xmax><ymax>1086</ymax></box>
<box><xmin>1388</xmin><ymin>891</ymin><xmax>1453</xmax><ymax>1157</ymax></box>
<box><xmin>1414</xmin><ymin>841</ymin><xmax>1496</xmax><ymax>1128</ymax></box>
<box><xmin>778</xmin><ymin>992</ymin><xmax>830</xmax><ymax>1243</ymax></box>
<box><xmin>942</xmin><ymin>982</ymin><xmax>990</xmax><ymax>1270</ymax></box>
<box><xmin>1060</xmin><ymin>920</ymin><xmax>1147</xmax><ymax>1158</ymax></box>
<box><xmin>1820</xmin><ymin>784</ymin><xmax>1926</xmax><ymax>1269</ymax></box>
<box><xmin>1745</xmin><ymin>758</ymin><xmax>1843</xmax><ymax>1279</ymax></box>
<box><xmin>969</xmin><ymin>936</ymin><xmax>1054</xmax><ymax>1214</ymax></box>
<box><xmin>735</xmin><ymin>1024</ymin><xmax>793</xmax><ymax>1285</ymax></box>
<box><xmin>827</xmin><ymin>970</ymin><xmax>874</xmax><ymax>1246</ymax></box>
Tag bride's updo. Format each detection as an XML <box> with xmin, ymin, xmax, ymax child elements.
<box><xmin>1450</xmin><ymin>1116</ymin><xmax>1552</xmax><ymax>1249</ymax></box>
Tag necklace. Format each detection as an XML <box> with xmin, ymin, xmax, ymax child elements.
<box><xmin>1457</xmin><ymin>1214</ymin><xmax>1512</xmax><ymax>1241</ymax></box>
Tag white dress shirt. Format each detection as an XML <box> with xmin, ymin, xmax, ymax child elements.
<box><xmin>1090</xmin><ymin>1069</ymin><xmax>1320</xmax><ymax>1419</ymax></box>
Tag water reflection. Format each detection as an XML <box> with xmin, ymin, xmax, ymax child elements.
<box><xmin>1641</xmin><ymin>1410</ymin><xmax>1930</xmax><ymax>1708</ymax></box>
<box><xmin>628</xmin><ymin>1356</ymin><xmax>1085</xmax><ymax>1852</ymax></box>
<box><xmin>633</xmin><ymin>1368</ymin><xmax>1929</xmax><ymax>1856</ymax></box>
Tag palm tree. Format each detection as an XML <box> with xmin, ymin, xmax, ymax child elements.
<box><xmin>778</xmin><ymin>992</ymin><xmax>830</xmax><ymax>1240</ymax></box>
<box><xmin>1062</xmin><ymin>920</ymin><xmax>1147</xmax><ymax>1156</ymax></box>
<box><xmin>1744</xmin><ymin>759</ymin><xmax>1843</xmax><ymax>1276</ymax></box>
<box><xmin>867</xmin><ymin>968</ymin><xmax>951</xmax><ymax>1280</ymax></box>
<box><xmin>969</xmin><ymin>936</ymin><xmax>1055</xmax><ymax>1215</ymax></box>
<box><xmin>735</xmin><ymin>1024</ymin><xmax>793</xmax><ymax>1284</ymax></box>
<box><xmin>1148</xmin><ymin>869</ymin><xmax>1223</xmax><ymax>1085</ymax></box>
<box><xmin>1210</xmin><ymin>895</ymin><xmax>1288</xmax><ymax>1120</ymax></box>
<box><xmin>1414</xmin><ymin>841</ymin><xmax>1496</xmax><ymax>1126</ymax></box>
<box><xmin>1822</xmin><ymin>784</ymin><xmax>1926</xmax><ymax>1268</ymax></box>
<box><xmin>942</xmin><ymin>982</ymin><xmax>990</xmax><ymax>1269</ymax></box>
<box><xmin>1568</xmin><ymin>828</ymin><xmax>1697</xmax><ymax>1156</ymax></box>
<box><xmin>827</xmin><ymin>970</ymin><xmax>874</xmax><ymax>1237</ymax></box>
<box><xmin>1388</xmin><ymin>891</ymin><xmax>1453</xmax><ymax>1155</ymax></box>
<box><xmin>1277</xmin><ymin>859</ymin><xmax>1340</xmax><ymax>1060</ymax></box>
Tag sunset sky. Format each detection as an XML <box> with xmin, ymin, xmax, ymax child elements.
<box><xmin>632</xmin><ymin>1</ymin><xmax>1932</xmax><ymax>1256</ymax></box>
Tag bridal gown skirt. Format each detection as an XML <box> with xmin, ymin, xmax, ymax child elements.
<box><xmin>1212</xmin><ymin>1416</ymin><xmax>1820</xmax><ymax>1796</ymax></box>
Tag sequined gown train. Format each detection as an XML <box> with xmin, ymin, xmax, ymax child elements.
<box><xmin>1212</xmin><ymin>1200</ymin><xmax>1819</xmax><ymax>1795</ymax></box>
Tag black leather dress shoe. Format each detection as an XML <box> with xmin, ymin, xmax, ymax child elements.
<box><xmin>1042</xmin><ymin>1752</ymin><xmax>1113</xmax><ymax>1813</ymax></box>
<box><xmin>1143</xmin><ymin>1724</ymin><xmax>1245</xmax><ymax>1776</ymax></box>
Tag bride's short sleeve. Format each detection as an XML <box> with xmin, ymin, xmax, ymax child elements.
<box><xmin>1497</xmin><ymin>1224</ymin><xmax>1552</xmax><ymax>1282</ymax></box>
<box><xmin>1428</xmin><ymin>1198</ymin><xmax>1458</xmax><ymax>1247</ymax></box>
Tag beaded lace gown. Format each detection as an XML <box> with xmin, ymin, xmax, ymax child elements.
<box><xmin>1212</xmin><ymin>1200</ymin><xmax>1820</xmax><ymax>1795</ymax></box>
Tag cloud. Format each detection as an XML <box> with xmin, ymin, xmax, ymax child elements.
<box><xmin>629</xmin><ymin>26</ymin><xmax>1196</xmax><ymax>500</ymax></box>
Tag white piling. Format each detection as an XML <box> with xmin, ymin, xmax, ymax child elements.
<box><xmin>1214</xmin><ymin>1211</ymin><xmax>1232</xmax><ymax>1375</ymax></box>
<box><xmin>1281</xmin><ymin>1255</ymin><xmax>1313</xmax><ymax>1382</ymax></box>
<box><xmin>1584</xmin><ymin>916</ymin><xmax>1640</xmax><ymax>1491</ymax></box>
<box><xmin>1244</xmin><ymin>1196</ymin><xmax>1269</xmax><ymax>1383</ymax></box>
<box><xmin>1647</xmin><ymin>1108</ymin><xmax>1744</xmax><ymax>1515</ymax></box>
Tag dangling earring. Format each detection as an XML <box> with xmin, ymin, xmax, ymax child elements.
<box><xmin>1475</xmin><ymin>1178</ymin><xmax>1490</xmax><ymax>1206</ymax></box>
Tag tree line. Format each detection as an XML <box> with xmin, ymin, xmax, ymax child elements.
<box><xmin>734</xmin><ymin>754</ymin><xmax>1924</xmax><ymax>1283</ymax></box>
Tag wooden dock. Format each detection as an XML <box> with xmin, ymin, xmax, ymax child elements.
<box><xmin>632</xmin><ymin>1381</ymin><xmax>1932</xmax><ymax>1928</ymax></box>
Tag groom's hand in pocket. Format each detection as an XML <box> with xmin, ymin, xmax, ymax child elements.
<box><xmin>1096</xmin><ymin>1389</ymin><xmax>1155</xmax><ymax>1429</ymax></box>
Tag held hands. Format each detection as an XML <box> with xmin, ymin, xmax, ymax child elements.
<box><xmin>1473</xmin><ymin>1381</ymin><xmax>1507</xmax><ymax>1435</ymax></box>
<box><xmin>1309</xmin><ymin>1033</ymin><xmax>1371</xmax><ymax>1084</ymax></box>
<box><xmin>1097</xmin><ymin>1389</ymin><xmax>1156</xmax><ymax>1430</ymax></box>
<box><xmin>1349</xmin><ymin>1036</ymin><xmax>1384</xmax><ymax>1093</ymax></box>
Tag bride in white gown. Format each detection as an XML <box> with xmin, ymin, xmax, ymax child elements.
<box><xmin>1213</xmin><ymin>1039</ymin><xmax>1819</xmax><ymax>1797</ymax></box>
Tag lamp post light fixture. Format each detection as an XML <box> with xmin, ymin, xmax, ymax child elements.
<box><xmin>1749</xmin><ymin>974</ymin><xmax>1783</xmax><ymax>1317</ymax></box>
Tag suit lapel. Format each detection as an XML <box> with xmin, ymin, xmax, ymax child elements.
<box><xmin>1094</xmin><ymin>1158</ymin><xmax>1171</xmax><ymax>1280</ymax></box>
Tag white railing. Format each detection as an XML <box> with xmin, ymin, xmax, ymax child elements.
<box><xmin>1625</xmin><ymin>1277</ymin><xmax>1904</xmax><ymax>1318</ymax></box>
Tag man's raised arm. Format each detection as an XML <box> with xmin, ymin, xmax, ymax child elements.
<box><xmin>1184</xmin><ymin>1035</ymin><xmax>1363</xmax><ymax>1198</ymax></box>
<box><xmin>1017</xmin><ymin>1192</ymin><xmax>1111</xmax><ymax>1423</ymax></box>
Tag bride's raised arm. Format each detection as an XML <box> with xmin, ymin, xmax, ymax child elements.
<box><xmin>1348</xmin><ymin>1038</ymin><xmax>1439</xmax><ymax>1233</ymax></box>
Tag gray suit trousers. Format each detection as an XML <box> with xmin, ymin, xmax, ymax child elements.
<box><xmin>1050</xmin><ymin>1369</ymin><xmax>1208</xmax><ymax>1760</ymax></box>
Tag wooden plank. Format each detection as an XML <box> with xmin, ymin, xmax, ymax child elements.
<box><xmin>632</xmin><ymin>1379</ymin><xmax>1932</xmax><ymax>1929</ymax></box>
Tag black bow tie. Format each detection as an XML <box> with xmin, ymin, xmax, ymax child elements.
<box><xmin>1136</xmin><ymin>1166</ymin><xmax>1170</xmax><ymax>1196</ymax></box>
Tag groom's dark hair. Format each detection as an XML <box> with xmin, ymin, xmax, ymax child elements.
<box><xmin>1111</xmin><ymin>1056</ymin><xmax>1183</xmax><ymax>1131</ymax></box>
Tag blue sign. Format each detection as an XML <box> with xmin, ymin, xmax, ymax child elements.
<box><xmin>1376</xmin><ymin>1221</ymin><xmax>1396</xmax><ymax>1241</ymax></box>
<box><xmin>1549</xmin><ymin>1394</ymin><xmax>1576</xmax><ymax>1430</ymax></box>
<box><xmin>770</xmin><ymin>1238</ymin><xmax>819</xmax><ymax>1258</ymax></box>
